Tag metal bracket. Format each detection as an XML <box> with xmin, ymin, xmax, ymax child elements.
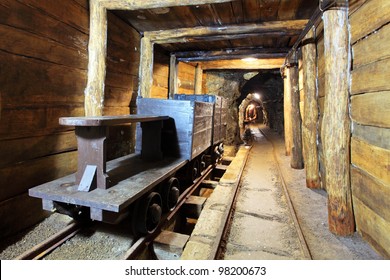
<box><xmin>78</xmin><ymin>165</ymin><xmax>97</xmax><ymax>192</ymax></box>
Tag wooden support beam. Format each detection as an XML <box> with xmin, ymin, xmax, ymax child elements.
<box><xmin>98</xmin><ymin>0</ymin><xmax>234</xmax><ymax>10</ymax></box>
<box><xmin>322</xmin><ymin>8</ymin><xmax>355</xmax><ymax>235</ymax></box>
<box><xmin>145</xmin><ymin>20</ymin><xmax>308</xmax><ymax>44</ymax></box>
<box><xmin>289</xmin><ymin>52</ymin><xmax>304</xmax><ymax>169</ymax></box>
<box><xmin>283</xmin><ymin>67</ymin><xmax>293</xmax><ymax>156</ymax></box>
<box><xmin>194</xmin><ymin>64</ymin><xmax>203</xmax><ymax>94</ymax></box>
<box><xmin>138</xmin><ymin>37</ymin><xmax>154</xmax><ymax>98</ymax></box>
<box><xmin>169</xmin><ymin>54</ymin><xmax>178</xmax><ymax>98</ymax></box>
<box><xmin>176</xmin><ymin>48</ymin><xmax>289</xmax><ymax>62</ymax></box>
<box><xmin>199</xmin><ymin>58</ymin><xmax>284</xmax><ymax>70</ymax></box>
<box><xmin>84</xmin><ymin>0</ymin><xmax>107</xmax><ymax>116</ymax></box>
<box><xmin>301</xmin><ymin>27</ymin><xmax>320</xmax><ymax>188</ymax></box>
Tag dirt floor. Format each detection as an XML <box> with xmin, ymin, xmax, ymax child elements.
<box><xmin>0</xmin><ymin>124</ymin><xmax>383</xmax><ymax>260</ymax></box>
<box><xmin>241</xmin><ymin>124</ymin><xmax>382</xmax><ymax>260</ymax></box>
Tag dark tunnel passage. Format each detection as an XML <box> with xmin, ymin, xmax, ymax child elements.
<box><xmin>238</xmin><ymin>71</ymin><xmax>285</xmax><ymax>139</ymax></box>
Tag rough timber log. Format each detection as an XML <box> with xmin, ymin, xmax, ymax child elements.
<box><xmin>98</xmin><ymin>0</ymin><xmax>234</xmax><ymax>10</ymax></box>
<box><xmin>301</xmin><ymin>27</ymin><xmax>320</xmax><ymax>188</ymax></box>
<box><xmin>169</xmin><ymin>54</ymin><xmax>178</xmax><ymax>99</ymax></box>
<box><xmin>139</xmin><ymin>37</ymin><xmax>154</xmax><ymax>98</ymax></box>
<box><xmin>289</xmin><ymin>52</ymin><xmax>304</xmax><ymax>169</ymax></box>
<box><xmin>84</xmin><ymin>0</ymin><xmax>107</xmax><ymax>116</ymax></box>
<box><xmin>283</xmin><ymin>67</ymin><xmax>293</xmax><ymax>156</ymax></box>
<box><xmin>194</xmin><ymin>64</ymin><xmax>203</xmax><ymax>94</ymax></box>
<box><xmin>322</xmin><ymin>8</ymin><xmax>355</xmax><ymax>235</ymax></box>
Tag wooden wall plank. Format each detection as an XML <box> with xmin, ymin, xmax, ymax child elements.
<box><xmin>0</xmin><ymin>51</ymin><xmax>86</xmax><ymax>108</ymax></box>
<box><xmin>0</xmin><ymin>151</ymin><xmax>78</xmax><ymax>202</ymax></box>
<box><xmin>178</xmin><ymin>62</ymin><xmax>195</xmax><ymax>94</ymax></box>
<box><xmin>352</xmin><ymin>123</ymin><xmax>390</xmax><ymax>150</ymax></box>
<box><xmin>0</xmin><ymin>131</ymin><xmax>77</xmax><ymax>169</ymax></box>
<box><xmin>353</xmin><ymin>197</ymin><xmax>390</xmax><ymax>257</ymax></box>
<box><xmin>351</xmin><ymin>91</ymin><xmax>390</xmax><ymax>128</ymax></box>
<box><xmin>349</xmin><ymin>0</ymin><xmax>390</xmax><ymax>44</ymax></box>
<box><xmin>0</xmin><ymin>193</ymin><xmax>49</xmax><ymax>239</ymax></box>
<box><xmin>19</xmin><ymin>0</ymin><xmax>90</xmax><ymax>33</ymax></box>
<box><xmin>0</xmin><ymin>106</ymin><xmax>84</xmax><ymax>140</ymax></box>
<box><xmin>351</xmin><ymin>166</ymin><xmax>390</xmax><ymax>222</ymax></box>
<box><xmin>0</xmin><ymin>0</ymin><xmax>88</xmax><ymax>51</ymax></box>
<box><xmin>0</xmin><ymin>24</ymin><xmax>87</xmax><ymax>70</ymax></box>
<box><xmin>103</xmin><ymin>106</ymin><xmax>130</xmax><ymax>116</ymax></box>
<box><xmin>351</xmin><ymin>137</ymin><xmax>390</xmax><ymax>185</ymax></box>
<box><xmin>351</xmin><ymin>58</ymin><xmax>390</xmax><ymax>95</ymax></box>
<box><xmin>352</xmin><ymin>22</ymin><xmax>390</xmax><ymax>69</ymax></box>
<box><xmin>349</xmin><ymin>0</ymin><xmax>369</xmax><ymax>15</ymax></box>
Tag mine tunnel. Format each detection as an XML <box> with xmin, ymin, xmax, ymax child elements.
<box><xmin>1</xmin><ymin>0</ymin><xmax>389</xmax><ymax>270</ymax></box>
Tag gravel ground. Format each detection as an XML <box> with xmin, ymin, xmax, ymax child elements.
<box><xmin>259</xmin><ymin>125</ymin><xmax>382</xmax><ymax>260</ymax></box>
<box><xmin>0</xmin><ymin>130</ymin><xmax>383</xmax><ymax>260</ymax></box>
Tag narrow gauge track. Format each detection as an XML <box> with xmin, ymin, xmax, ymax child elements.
<box><xmin>122</xmin><ymin>164</ymin><xmax>216</xmax><ymax>260</ymax></box>
<box><xmin>14</xmin><ymin>221</ymin><xmax>84</xmax><ymax>260</ymax></box>
<box><xmin>258</xmin><ymin>127</ymin><xmax>312</xmax><ymax>260</ymax></box>
<box><xmin>14</xmin><ymin>163</ymin><xmax>220</xmax><ymax>260</ymax></box>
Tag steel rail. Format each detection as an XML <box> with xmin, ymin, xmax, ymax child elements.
<box><xmin>258</xmin><ymin>127</ymin><xmax>312</xmax><ymax>260</ymax></box>
<box><xmin>214</xmin><ymin>145</ymin><xmax>251</xmax><ymax>260</ymax></box>
<box><xmin>121</xmin><ymin>164</ymin><xmax>215</xmax><ymax>260</ymax></box>
<box><xmin>14</xmin><ymin>221</ymin><xmax>83</xmax><ymax>260</ymax></box>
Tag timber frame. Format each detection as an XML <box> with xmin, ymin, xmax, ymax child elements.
<box><xmin>84</xmin><ymin>0</ymin><xmax>355</xmax><ymax>237</ymax></box>
<box><xmin>84</xmin><ymin>0</ymin><xmax>307</xmax><ymax>116</ymax></box>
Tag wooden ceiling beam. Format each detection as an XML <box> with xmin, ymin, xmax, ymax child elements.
<box><xmin>157</xmin><ymin>31</ymin><xmax>301</xmax><ymax>44</ymax></box>
<box><xmin>145</xmin><ymin>20</ymin><xmax>308</xmax><ymax>43</ymax></box>
<box><xmin>175</xmin><ymin>48</ymin><xmax>289</xmax><ymax>62</ymax></box>
<box><xmin>98</xmin><ymin>0</ymin><xmax>234</xmax><ymax>10</ymax></box>
<box><xmin>199</xmin><ymin>58</ymin><xmax>285</xmax><ymax>70</ymax></box>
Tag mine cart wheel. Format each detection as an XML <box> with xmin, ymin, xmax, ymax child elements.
<box><xmin>189</xmin><ymin>158</ymin><xmax>200</xmax><ymax>182</ymax></box>
<box><xmin>200</xmin><ymin>154</ymin><xmax>207</xmax><ymax>173</ymax></box>
<box><xmin>161</xmin><ymin>177</ymin><xmax>180</xmax><ymax>212</ymax></box>
<box><xmin>133</xmin><ymin>192</ymin><xmax>162</xmax><ymax>235</ymax></box>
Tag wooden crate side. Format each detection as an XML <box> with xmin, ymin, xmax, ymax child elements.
<box><xmin>136</xmin><ymin>98</ymin><xmax>194</xmax><ymax>160</ymax></box>
<box><xmin>192</xmin><ymin>102</ymin><xmax>213</xmax><ymax>158</ymax></box>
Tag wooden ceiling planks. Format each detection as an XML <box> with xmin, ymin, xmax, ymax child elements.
<box><xmin>110</xmin><ymin>0</ymin><xmax>318</xmax><ymax>62</ymax></box>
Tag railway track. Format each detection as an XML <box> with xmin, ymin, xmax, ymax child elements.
<box><xmin>258</xmin><ymin>127</ymin><xmax>312</xmax><ymax>260</ymax></box>
<box><xmin>14</xmin><ymin>161</ymin><xmax>227</xmax><ymax>260</ymax></box>
<box><xmin>14</xmin><ymin>221</ymin><xmax>84</xmax><ymax>260</ymax></box>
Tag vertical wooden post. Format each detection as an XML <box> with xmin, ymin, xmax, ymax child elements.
<box><xmin>194</xmin><ymin>64</ymin><xmax>203</xmax><ymax>94</ymax></box>
<box><xmin>169</xmin><ymin>54</ymin><xmax>178</xmax><ymax>99</ymax></box>
<box><xmin>84</xmin><ymin>0</ymin><xmax>107</xmax><ymax>116</ymax></box>
<box><xmin>302</xmin><ymin>27</ymin><xmax>320</xmax><ymax>188</ymax></box>
<box><xmin>289</xmin><ymin>52</ymin><xmax>304</xmax><ymax>169</ymax></box>
<box><xmin>138</xmin><ymin>37</ymin><xmax>154</xmax><ymax>98</ymax></box>
<box><xmin>283</xmin><ymin>67</ymin><xmax>293</xmax><ymax>156</ymax></box>
<box><xmin>322</xmin><ymin>8</ymin><xmax>355</xmax><ymax>235</ymax></box>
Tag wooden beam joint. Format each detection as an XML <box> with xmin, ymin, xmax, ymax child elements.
<box><xmin>320</xmin><ymin>0</ymin><xmax>348</xmax><ymax>11</ymax></box>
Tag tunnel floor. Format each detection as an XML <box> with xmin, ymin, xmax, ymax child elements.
<box><xmin>222</xmin><ymin>124</ymin><xmax>382</xmax><ymax>260</ymax></box>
